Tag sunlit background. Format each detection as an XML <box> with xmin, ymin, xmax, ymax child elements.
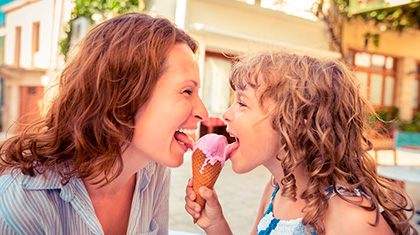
<box><xmin>0</xmin><ymin>0</ymin><xmax>419</xmax><ymax>234</ymax></box>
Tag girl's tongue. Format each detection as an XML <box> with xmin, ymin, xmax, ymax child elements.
<box><xmin>174</xmin><ymin>131</ymin><xmax>195</xmax><ymax>150</ymax></box>
<box><xmin>224</xmin><ymin>141</ymin><xmax>239</xmax><ymax>160</ymax></box>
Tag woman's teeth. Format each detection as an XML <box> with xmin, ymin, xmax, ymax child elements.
<box><xmin>176</xmin><ymin>128</ymin><xmax>195</xmax><ymax>135</ymax></box>
<box><xmin>175</xmin><ymin>129</ymin><xmax>195</xmax><ymax>147</ymax></box>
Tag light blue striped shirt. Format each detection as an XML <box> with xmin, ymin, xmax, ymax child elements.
<box><xmin>0</xmin><ymin>162</ymin><xmax>170</xmax><ymax>235</ymax></box>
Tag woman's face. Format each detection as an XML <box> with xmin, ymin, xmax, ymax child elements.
<box><xmin>127</xmin><ymin>43</ymin><xmax>208</xmax><ymax>168</ymax></box>
<box><xmin>223</xmin><ymin>85</ymin><xmax>281</xmax><ymax>174</ymax></box>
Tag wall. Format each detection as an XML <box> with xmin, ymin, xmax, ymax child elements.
<box><xmin>343</xmin><ymin>18</ymin><xmax>420</xmax><ymax>60</ymax></box>
<box><xmin>4</xmin><ymin>0</ymin><xmax>54</xmax><ymax>68</ymax></box>
<box><xmin>186</xmin><ymin>0</ymin><xmax>335</xmax><ymax>57</ymax></box>
<box><xmin>343</xmin><ymin>18</ymin><xmax>420</xmax><ymax>121</ymax></box>
<box><xmin>0</xmin><ymin>0</ymin><xmax>71</xmax><ymax>133</ymax></box>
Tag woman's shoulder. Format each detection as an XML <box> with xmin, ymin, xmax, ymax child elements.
<box><xmin>323</xmin><ymin>192</ymin><xmax>394</xmax><ymax>234</ymax></box>
<box><xmin>0</xmin><ymin>170</ymin><xmax>61</xmax><ymax>232</ymax></box>
<box><xmin>143</xmin><ymin>162</ymin><xmax>170</xmax><ymax>181</ymax></box>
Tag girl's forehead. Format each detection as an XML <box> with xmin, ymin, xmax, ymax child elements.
<box><xmin>232</xmin><ymin>75</ymin><xmax>258</xmax><ymax>90</ymax></box>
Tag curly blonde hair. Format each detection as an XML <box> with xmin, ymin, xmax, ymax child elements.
<box><xmin>229</xmin><ymin>51</ymin><xmax>416</xmax><ymax>235</ymax></box>
<box><xmin>0</xmin><ymin>13</ymin><xmax>197</xmax><ymax>185</ymax></box>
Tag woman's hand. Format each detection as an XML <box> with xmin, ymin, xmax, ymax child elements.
<box><xmin>185</xmin><ymin>178</ymin><xmax>233</xmax><ymax>235</ymax></box>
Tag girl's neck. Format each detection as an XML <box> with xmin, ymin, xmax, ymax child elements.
<box><xmin>267</xmin><ymin>161</ymin><xmax>310</xmax><ymax>198</ymax></box>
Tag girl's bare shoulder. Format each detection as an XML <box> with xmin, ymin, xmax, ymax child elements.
<box><xmin>323</xmin><ymin>194</ymin><xmax>394</xmax><ymax>234</ymax></box>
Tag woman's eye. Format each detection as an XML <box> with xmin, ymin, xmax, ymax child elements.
<box><xmin>183</xmin><ymin>90</ymin><xmax>193</xmax><ymax>95</ymax></box>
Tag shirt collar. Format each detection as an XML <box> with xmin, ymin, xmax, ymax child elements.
<box><xmin>20</xmin><ymin>167</ymin><xmax>64</xmax><ymax>190</ymax></box>
<box><xmin>20</xmin><ymin>162</ymin><xmax>158</xmax><ymax>202</ymax></box>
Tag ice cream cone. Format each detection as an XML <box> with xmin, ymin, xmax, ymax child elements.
<box><xmin>192</xmin><ymin>147</ymin><xmax>222</xmax><ymax>223</ymax></box>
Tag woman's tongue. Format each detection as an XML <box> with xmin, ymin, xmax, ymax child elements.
<box><xmin>174</xmin><ymin>131</ymin><xmax>195</xmax><ymax>150</ymax></box>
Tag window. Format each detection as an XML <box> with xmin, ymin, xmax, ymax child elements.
<box><xmin>32</xmin><ymin>22</ymin><xmax>40</xmax><ymax>53</ymax></box>
<box><xmin>14</xmin><ymin>26</ymin><xmax>21</xmax><ymax>67</ymax></box>
<box><xmin>32</xmin><ymin>22</ymin><xmax>40</xmax><ymax>63</ymax></box>
<box><xmin>202</xmin><ymin>52</ymin><xmax>233</xmax><ymax>117</ymax></box>
<box><xmin>0</xmin><ymin>36</ymin><xmax>4</xmax><ymax>66</ymax></box>
<box><xmin>348</xmin><ymin>50</ymin><xmax>396</xmax><ymax>108</ymax></box>
<box><xmin>414</xmin><ymin>63</ymin><xmax>420</xmax><ymax>113</ymax></box>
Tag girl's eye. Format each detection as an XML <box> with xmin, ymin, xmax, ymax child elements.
<box><xmin>238</xmin><ymin>100</ymin><xmax>247</xmax><ymax>107</ymax></box>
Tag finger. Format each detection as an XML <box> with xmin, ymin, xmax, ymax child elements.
<box><xmin>199</xmin><ymin>186</ymin><xmax>219</xmax><ymax>208</ymax></box>
<box><xmin>188</xmin><ymin>178</ymin><xmax>193</xmax><ymax>187</ymax></box>
<box><xmin>184</xmin><ymin>203</ymin><xmax>201</xmax><ymax>219</ymax></box>
<box><xmin>185</xmin><ymin>194</ymin><xmax>201</xmax><ymax>211</ymax></box>
<box><xmin>186</xmin><ymin>185</ymin><xmax>196</xmax><ymax>201</ymax></box>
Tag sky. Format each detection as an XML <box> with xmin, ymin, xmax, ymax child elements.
<box><xmin>239</xmin><ymin>0</ymin><xmax>319</xmax><ymax>20</ymax></box>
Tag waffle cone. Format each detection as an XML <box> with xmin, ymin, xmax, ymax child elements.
<box><xmin>192</xmin><ymin>148</ymin><xmax>222</xmax><ymax>223</ymax></box>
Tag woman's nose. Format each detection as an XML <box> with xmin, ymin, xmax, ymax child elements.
<box><xmin>194</xmin><ymin>97</ymin><xmax>209</xmax><ymax>120</ymax></box>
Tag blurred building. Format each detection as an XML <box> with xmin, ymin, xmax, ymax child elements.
<box><xmin>154</xmin><ymin>0</ymin><xmax>339</xmax><ymax>119</ymax></box>
<box><xmin>0</xmin><ymin>0</ymin><xmax>14</xmax><ymax>134</ymax></box>
<box><xmin>0</xmin><ymin>0</ymin><xmax>418</xmax><ymax>136</ymax></box>
<box><xmin>0</xmin><ymin>0</ymin><xmax>71</xmax><ymax>134</ymax></box>
<box><xmin>154</xmin><ymin>0</ymin><xmax>420</xmax><ymax>126</ymax></box>
<box><xmin>343</xmin><ymin>18</ymin><xmax>420</xmax><ymax>122</ymax></box>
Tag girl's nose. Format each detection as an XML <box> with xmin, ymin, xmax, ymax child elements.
<box><xmin>222</xmin><ymin>106</ymin><xmax>232</xmax><ymax>123</ymax></box>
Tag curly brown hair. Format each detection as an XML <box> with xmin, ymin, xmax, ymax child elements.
<box><xmin>0</xmin><ymin>13</ymin><xmax>198</xmax><ymax>185</ymax></box>
<box><xmin>229</xmin><ymin>51</ymin><xmax>416</xmax><ymax>235</ymax></box>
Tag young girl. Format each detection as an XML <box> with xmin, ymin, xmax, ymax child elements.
<box><xmin>0</xmin><ymin>13</ymin><xmax>207</xmax><ymax>234</ymax></box>
<box><xmin>185</xmin><ymin>51</ymin><xmax>417</xmax><ymax>234</ymax></box>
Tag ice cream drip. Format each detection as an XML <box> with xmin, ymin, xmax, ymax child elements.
<box><xmin>193</xmin><ymin>134</ymin><xmax>228</xmax><ymax>173</ymax></box>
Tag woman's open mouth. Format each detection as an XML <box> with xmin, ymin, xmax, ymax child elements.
<box><xmin>174</xmin><ymin>128</ymin><xmax>195</xmax><ymax>151</ymax></box>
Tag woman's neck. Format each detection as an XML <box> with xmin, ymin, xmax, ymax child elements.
<box><xmin>83</xmin><ymin>144</ymin><xmax>150</xmax><ymax>197</ymax></box>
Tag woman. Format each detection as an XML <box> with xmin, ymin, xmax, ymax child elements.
<box><xmin>0</xmin><ymin>12</ymin><xmax>208</xmax><ymax>235</ymax></box>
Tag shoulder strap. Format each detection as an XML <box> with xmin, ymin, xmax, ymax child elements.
<box><xmin>271</xmin><ymin>185</ymin><xmax>280</xmax><ymax>200</ymax></box>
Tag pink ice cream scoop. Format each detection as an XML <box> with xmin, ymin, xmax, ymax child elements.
<box><xmin>193</xmin><ymin>134</ymin><xmax>228</xmax><ymax>173</ymax></box>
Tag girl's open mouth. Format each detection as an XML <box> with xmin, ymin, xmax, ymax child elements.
<box><xmin>225</xmin><ymin>137</ymin><xmax>239</xmax><ymax>160</ymax></box>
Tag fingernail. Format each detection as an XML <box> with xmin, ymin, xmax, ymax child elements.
<box><xmin>195</xmin><ymin>207</ymin><xmax>200</xmax><ymax>212</ymax></box>
<box><xmin>199</xmin><ymin>187</ymin><xmax>205</xmax><ymax>194</ymax></box>
<box><xmin>195</xmin><ymin>213</ymin><xmax>200</xmax><ymax>218</ymax></box>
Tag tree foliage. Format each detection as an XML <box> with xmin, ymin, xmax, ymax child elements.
<box><xmin>311</xmin><ymin>0</ymin><xmax>420</xmax><ymax>57</ymax></box>
<box><xmin>334</xmin><ymin>0</ymin><xmax>420</xmax><ymax>31</ymax></box>
<box><xmin>60</xmin><ymin>0</ymin><xmax>154</xmax><ymax>58</ymax></box>
<box><xmin>72</xmin><ymin>0</ymin><xmax>140</xmax><ymax>21</ymax></box>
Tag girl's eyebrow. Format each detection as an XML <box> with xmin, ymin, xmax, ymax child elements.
<box><xmin>236</xmin><ymin>90</ymin><xmax>248</xmax><ymax>99</ymax></box>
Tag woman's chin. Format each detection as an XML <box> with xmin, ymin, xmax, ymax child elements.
<box><xmin>166</xmin><ymin>156</ymin><xmax>184</xmax><ymax>168</ymax></box>
<box><xmin>165</xmin><ymin>146</ymin><xmax>186</xmax><ymax>168</ymax></box>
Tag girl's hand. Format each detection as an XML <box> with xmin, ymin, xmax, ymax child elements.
<box><xmin>185</xmin><ymin>178</ymin><xmax>233</xmax><ymax>235</ymax></box>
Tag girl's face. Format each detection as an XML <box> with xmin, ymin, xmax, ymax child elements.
<box><xmin>223</xmin><ymin>85</ymin><xmax>282</xmax><ymax>174</ymax></box>
<box><xmin>126</xmin><ymin>43</ymin><xmax>208</xmax><ymax>168</ymax></box>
